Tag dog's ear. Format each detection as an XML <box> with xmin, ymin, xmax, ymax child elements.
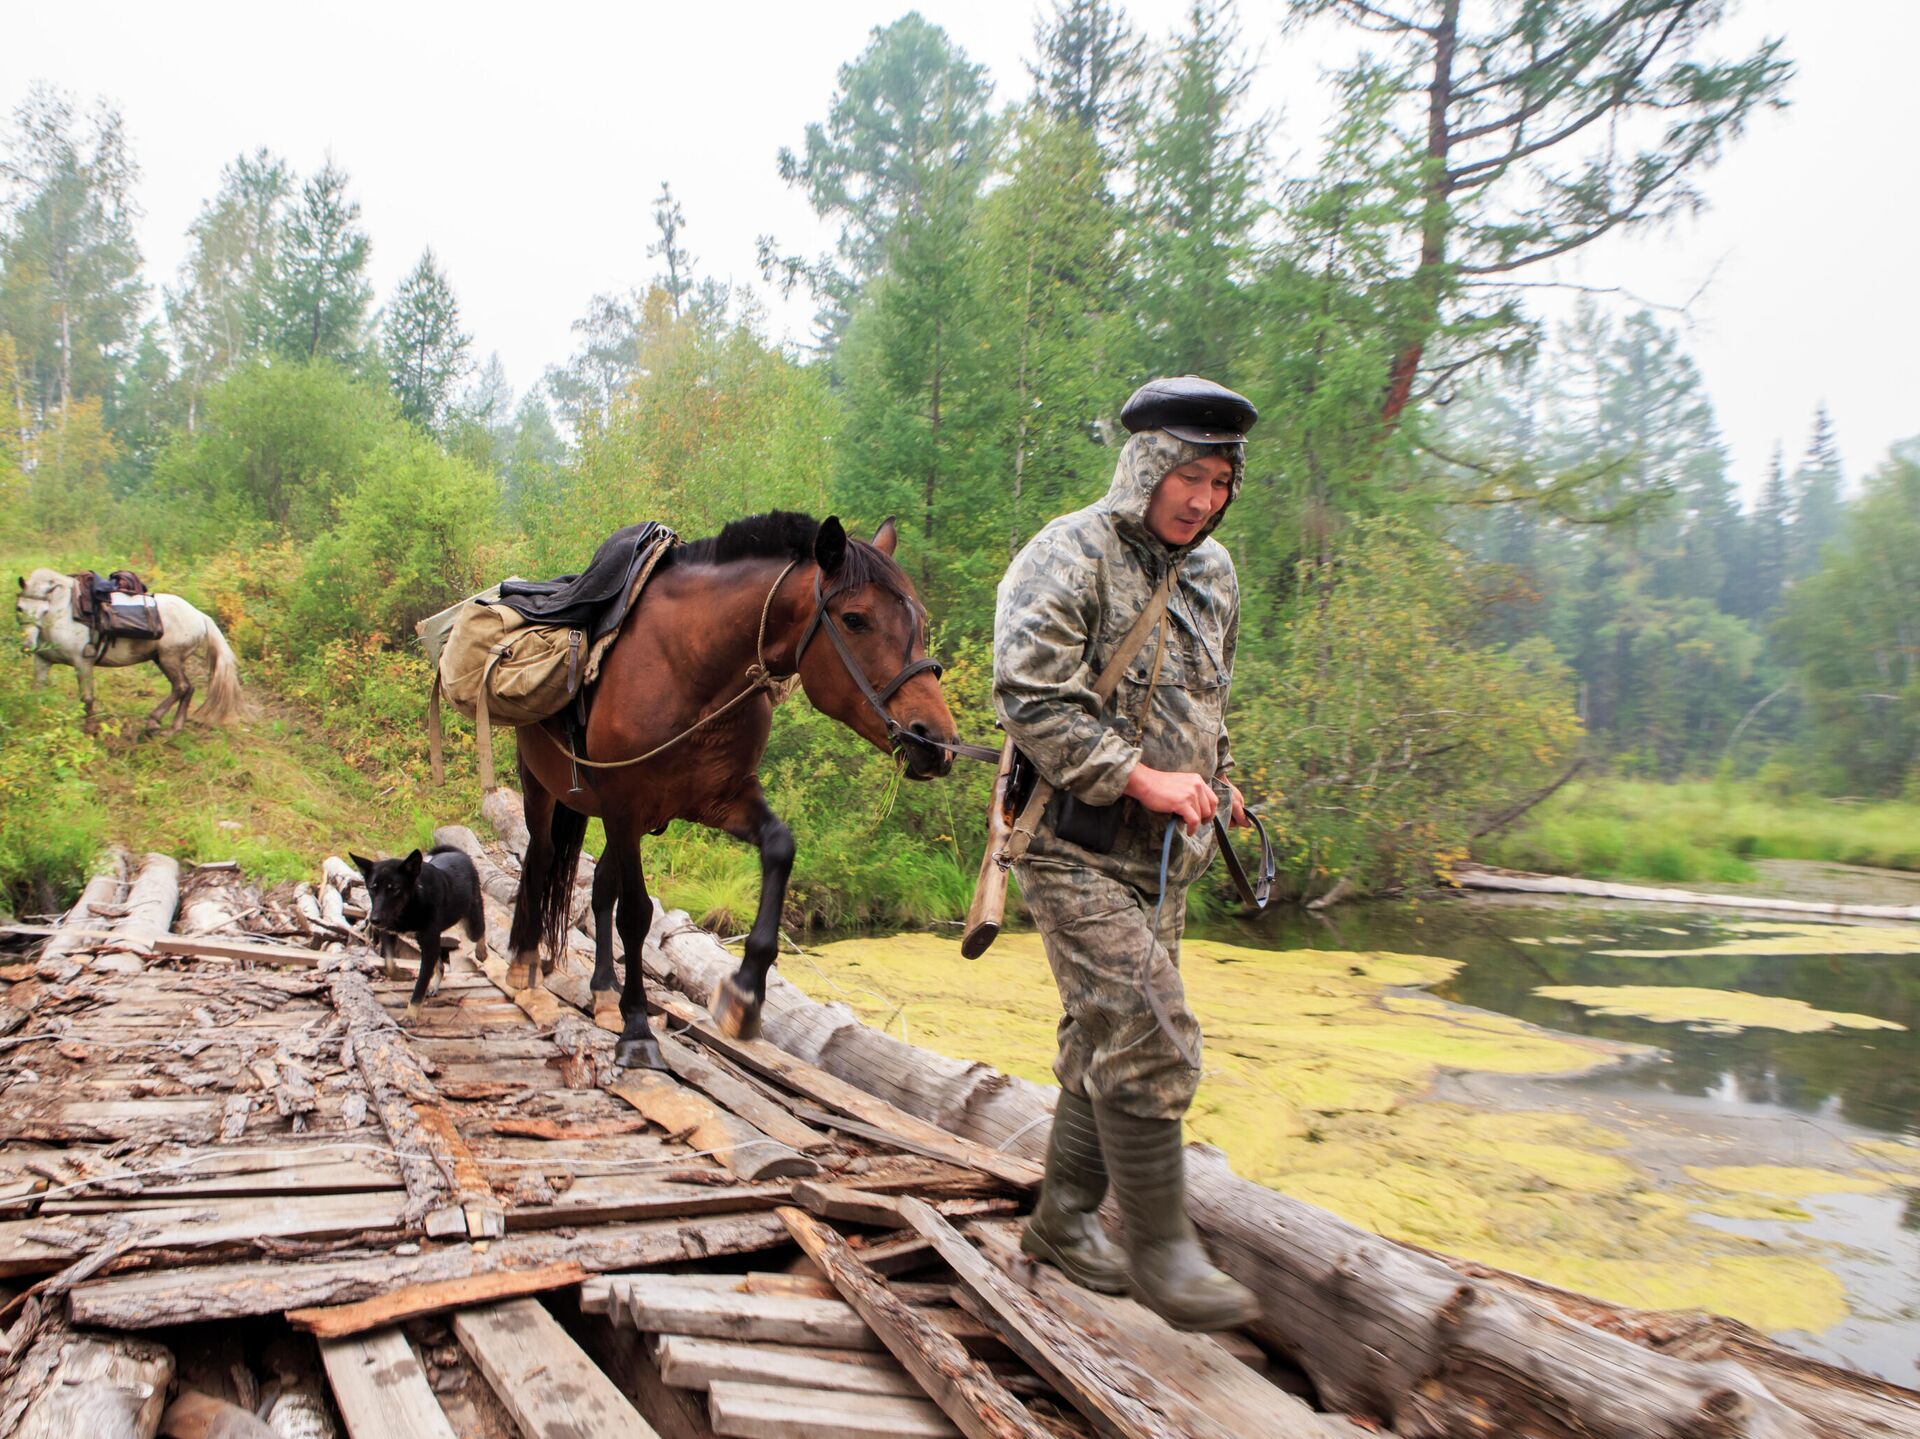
<box><xmin>401</xmin><ymin>849</ymin><xmax>423</xmax><ymax>880</ymax></box>
<box><xmin>349</xmin><ymin>853</ymin><xmax>377</xmax><ymax>877</ymax></box>
<box><xmin>814</xmin><ymin>516</ymin><xmax>847</xmax><ymax>574</ymax></box>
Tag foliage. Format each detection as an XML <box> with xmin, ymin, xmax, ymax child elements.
<box><xmin>165</xmin><ymin>148</ymin><xmax>290</xmax><ymax>390</ymax></box>
<box><xmin>0</xmin><ymin>664</ymin><xmax>105</xmax><ymax>917</ymax></box>
<box><xmin>1232</xmin><ymin>521</ymin><xmax>1582</xmax><ymax>896</ymax></box>
<box><xmin>266</xmin><ymin>160</ymin><xmax>372</xmax><ymax>365</ymax></box>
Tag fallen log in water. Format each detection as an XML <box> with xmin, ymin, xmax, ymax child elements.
<box><xmin>1452</xmin><ymin>863</ymin><xmax>1920</xmax><ymax>921</ymax></box>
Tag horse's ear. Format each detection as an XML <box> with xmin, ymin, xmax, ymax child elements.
<box><xmin>401</xmin><ymin>849</ymin><xmax>423</xmax><ymax>879</ymax></box>
<box><xmin>814</xmin><ymin>516</ymin><xmax>847</xmax><ymax>574</ymax></box>
<box><xmin>872</xmin><ymin>518</ymin><xmax>898</xmax><ymax>557</ymax></box>
<box><xmin>15</xmin><ymin>577</ymin><xmax>22</xmax><ymax>590</ymax></box>
<box><xmin>349</xmin><ymin>853</ymin><xmax>376</xmax><ymax>877</ymax></box>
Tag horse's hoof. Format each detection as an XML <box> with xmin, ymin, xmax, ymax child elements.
<box><xmin>614</xmin><ymin>1033</ymin><xmax>667</xmax><ymax>1070</ymax></box>
<box><xmin>592</xmin><ymin>989</ymin><xmax>623</xmax><ymax>1033</ymax></box>
<box><xmin>710</xmin><ymin>976</ymin><xmax>763</xmax><ymax>1041</ymax></box>
<box><xmin>505</xmin><ymin>956</ymin><xmax>534</xmax><ymax>990</ymax></box>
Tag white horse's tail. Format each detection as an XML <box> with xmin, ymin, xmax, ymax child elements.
<box><xmin>197</xmin><ymin>617</ymin><xmax>244</xmax><ymax>725</ymax></box>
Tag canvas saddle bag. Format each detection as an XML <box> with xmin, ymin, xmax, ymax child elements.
<box><xmin>417</xmin><ymin>535</ymin><xmax>675</xmax><ymax>791</ymax></box>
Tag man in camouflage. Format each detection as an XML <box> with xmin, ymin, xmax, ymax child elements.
<box><xmin>993</xmin><ymin>376</ymin><xmax>1261</xmax><ymax>1331</ymax></box>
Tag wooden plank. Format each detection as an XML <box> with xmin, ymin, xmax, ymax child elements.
<box><xmin>609</xmin><ymin>1070</ymin><xmax>818</xmax><ymax>1182</ymax></box>
<box><xmin>707</xmin><ymin>1380</ymin><xmax>959</xmax><ymax>1438</ymax></box>
<box><xmin>656</xmin><ymin>1028</ymin><xmax>833</xmax><ymax>1154</ymax></box>
<box><xmin>319</xmin><ymin>1327</ymin><xmax>458</xmax><ymax>1439</ymax></box>
<box><xmin>891</xmin><ymin>1197</ymin><xmax>1337</xmax><ymax>1439</ymax></box>
<box><xmin>972</xmin><ymin>1224</ymin><xmax>1344</xmax><ymax>1438</ymax></box>
<box><xmin>656</xmin><ymin>1335</ymin><xmax>923</xmax><ymax>1398</ymax></box>
<box><xmin>0</xmin><ymin>1190</ymin><xmax>411</xmax><ymax>1278</ymax></box>
<box><xmin>289</xmin><ymin>1261</ymin><xmax>586</xmax><ymax>1338</ymax></box>
<box><xmin>646</xmin><ymin>989</ymin><xmax>1040</xmax><ymax>1192</ymax></box>
<box><xmin>615</xmin><ymin>1277</ymin><xmax>882</xmax><ymax>1349</ymax></box>
<box><xmin>780</xmin><ymin>1206</ymin><xmax>1051</xmax><ymax>1439</ymax></box>
<box><xmin>9</xmin><ymin>1329</ymin><xmax>172</xmax><ymax>1439</ymax></box>
<box><xmin>850</xmin><ymin>1230</ymin><xmax>938</xmax><ymax>1277</ymax></box>
<box><xmin>321</xmin><ymin>956</ymin><xmax>504</xmax><ymax>1238</ymax></box>
<box><xmin>505</xmin><ymin>1176</ymin><xmax>787</xmax><ymax>1230</ymax></box>
<box><xmin>0</xmin><ymin>925</ymin><xmax>324</xmax><ymax>968</ymax></box>
<box><xmin>454</xmin><ymin>1297</ymin><xmax>660</xmax><ymax>1439</ymax></box>
<box><xmin>69</xmin><ymin>1212</ymin><xmax>790</xmax><ymax>1329</ymax></box>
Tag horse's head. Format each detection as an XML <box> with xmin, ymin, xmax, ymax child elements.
<box><xmin>16</xmin><ymin>570</ymin><xmax>65</xmax><ymax>655</ymax></box>
<box><xmin>796</xmin><ymin>518</ymin><xmax>960</xmax><ymax>780</ymax></box>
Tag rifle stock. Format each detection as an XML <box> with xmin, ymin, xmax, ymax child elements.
<box><xmin>960</xmin><ymin>737</ymin><xmax>1017</xmax><ymax>958</ymax></box>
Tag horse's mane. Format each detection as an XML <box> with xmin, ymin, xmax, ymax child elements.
<box><xmin>669</xmin><ymin>511</ymin><xmax>913</xmax><ymax>600</ymax></box>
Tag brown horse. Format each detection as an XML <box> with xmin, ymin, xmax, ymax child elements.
<box><xmin>507</xmin><ymin>512</ymin><xmax>961</xmax><ymax>1068</ymax></box>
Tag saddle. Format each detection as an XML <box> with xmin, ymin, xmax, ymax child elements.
<box><xmin>70</xmin><ymin>569</ymin><xmax>163</xmax><ymax>650</ymax></box>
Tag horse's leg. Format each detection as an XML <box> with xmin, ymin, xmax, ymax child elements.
<box><xmin>589</xmin><ymin>847</ymin><xmax>623</xmax><ymax>1030</ymax></box>
<box><xmin>76</xmin><ymin>659</ymin><xmax>98</xmax><ymax>736</ymax></box>
<box><xmin>710</xmin><ymin>789</ymin><xmax>794</xmax><ymax>1043</ymax></box>
<box><xmin>148</xmin><ymin>651</ymin><xmax>191</xmax><ymax>735</ymax></box>
<box><xmin>507</xmin><ymin>764</ymin><xmax>558</xmax><ymax>991</ymax></box>
<box><xmin>607</xmin><ymin>816</ymin><xmax>663</xmax><ymax>1070</ymax></box>
<box><xmin>31</xmin><ymin>656</ymin><xmax>48</xmax><ymax>690</ymax></box>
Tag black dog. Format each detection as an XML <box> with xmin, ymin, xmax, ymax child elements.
<box><xmin>350</xmin><ymin>847</ymin><xmax>487</xmax><ymax>1021</ymax></box>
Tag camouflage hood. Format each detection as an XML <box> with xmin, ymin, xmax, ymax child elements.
<box><xmin>1098</xmin><ymin>430</ymin><xmax>1245</xmax><ymax>558</ymax></box>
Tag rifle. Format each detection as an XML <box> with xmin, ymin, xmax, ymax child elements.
<box><xmin>959</xmin><ymin>736</ymin><xmax>1017</xmax><ymax>959</ymax></box>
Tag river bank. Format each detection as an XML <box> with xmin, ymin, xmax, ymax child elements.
<box><xmin>785</xmin><ymin>890</ymin><xmax>1920</xmax><ymax>1383</ymax></box>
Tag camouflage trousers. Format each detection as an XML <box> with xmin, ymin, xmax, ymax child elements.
<box><xmin>1015</xmin><ymin>856</ymin><xmax>1202</xmax><ymax>1122</ymax></box>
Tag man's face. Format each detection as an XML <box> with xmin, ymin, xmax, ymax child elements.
<box><xmin>1143</xmin><ymin>454</ymin><xmax>1234</xmax><ymax>548</ymax></box>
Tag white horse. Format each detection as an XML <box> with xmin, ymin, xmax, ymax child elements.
<box><xmin>16</xmin><ymin>568</ymin><xmax>243</xmax><ymax>735</ymax></box>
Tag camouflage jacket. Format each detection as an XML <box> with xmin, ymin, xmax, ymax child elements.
<box><xmin>993</xmin><ymin>430</ymin><xmax>1242</xmax><ymax>888</ymax></box>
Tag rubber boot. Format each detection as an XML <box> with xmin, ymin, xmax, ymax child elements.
<box><xmin>1094</xmin><ymin>1102</ymin><xmax>1261</xmax><ymax>1330</ymax></box>
<box><xmin>1020</xmin><ymin>1091</ymin><xmax>1130</xmax><ymax>1294</ymax></box>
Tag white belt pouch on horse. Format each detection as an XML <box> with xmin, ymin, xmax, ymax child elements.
<box><xmin>15</xmin><ymin>567</ymin><xmax>244</xmax><ymax>735</ymax></box>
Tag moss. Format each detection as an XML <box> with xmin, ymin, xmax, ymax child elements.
<box><xmin>1534</xmin><ymin>985</ymin><xmax>1905</xmax><ymax>1034</ymax></box>
<box><xmin>1684</xmin><ymin>1165</ymin><xmax>1888</xmax><ymax>1198</ymax></box>
<box><xmin>793</xmin><ymin>932</ymin><xmax>1856</xmax><ymax>1336</ymax></box>
<box><xmin>1601</xmin><ymin>922</ymin><xmax>1920</xmax><ymax>959</ymax></box>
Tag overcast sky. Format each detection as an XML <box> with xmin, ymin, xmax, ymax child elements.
<box><xmin>6</xmin><ymin>0</ymin><xmax>1915</xmax><ymax>501</ymax></box>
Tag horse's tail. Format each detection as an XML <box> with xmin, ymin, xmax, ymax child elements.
<box><xmin>536</xmin><ymin>802</ymin><xmax>589</xmax><ymax>963</ymax></box>
<box><xmin>196</xmin><ymin>617</ymin><xmax>244</xmax><ymax>725</ymax></box>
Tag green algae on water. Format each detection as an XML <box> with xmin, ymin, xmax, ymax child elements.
<box><xmin>1534</xmin><ymin>984</ymin><xmax>1905</xmax><ymax>1034</ymax></box>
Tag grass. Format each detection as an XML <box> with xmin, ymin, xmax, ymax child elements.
<box><xmin>1483</xmin><ymin>778</ymin><xmax>1920</xmax><ymax>885</ymax></box>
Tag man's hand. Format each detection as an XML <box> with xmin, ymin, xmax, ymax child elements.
<box><xmin>1224</xmin><ymin>780</ymin><xmax>1248</xmax><ymax>829</ymax></box>
<box><xmin>1123</xmin><ymin>764</ymin><xmax>1218</xmax><ymax>835</ymax></box>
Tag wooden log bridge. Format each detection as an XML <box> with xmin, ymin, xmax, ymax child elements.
<box><xmin>0</xmin><ymin>820</ymin><xmax>1914</xmax><ymax>1439</ymax></box>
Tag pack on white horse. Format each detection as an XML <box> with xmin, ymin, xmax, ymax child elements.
<box><xmin>15</xmin><ymin>568</ymin><xmax>243</xmax><ymax>735</ymax></box>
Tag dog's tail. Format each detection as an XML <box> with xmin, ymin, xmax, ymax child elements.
<box><xmin>196</xmin><ymin>617</ymin><xmax>244</xmax><ymax>725</ymax></box>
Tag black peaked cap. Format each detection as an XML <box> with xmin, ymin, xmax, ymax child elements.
<box><xmin>1120</xmin><ymin>375</ymin><xmax>1258</xmax><ymax>445</ymax></box>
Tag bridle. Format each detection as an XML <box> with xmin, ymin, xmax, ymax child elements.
<box><xmin>792</xmin><ymin>569</ymin><xmax>999</xmax><ymax>764</ymax></box>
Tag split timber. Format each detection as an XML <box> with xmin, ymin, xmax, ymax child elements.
<box><xmin>0</xmin><ymin>819</ymin><xmax>1914</xmax><ymax>1439</ymax></box>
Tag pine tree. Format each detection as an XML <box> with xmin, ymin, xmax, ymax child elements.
<box><xmin>1293</xmin><ymin>0</ymin><xmax>1791</xmax><ymax>433</ymax></box>
<box><xmin>0</xmin><ymin>85</ymin><xmax>146</xmax><ymax>419</ymax></box>
<box><xmin>167</xmin><ymin>149</ymin><xmax>290</xmax><ymax>398</ymax></box>
<box><xmin>768</xmin><ymin>14</ymin><xmax>994</xmax><ymax>345</ymax></box>
<box><xmin>1789</xmin><ymin>403</ymin><xmax>1843</xmax><ymax>578</ymax></box>
<box><xmin>267</xmin><ymin>159</ymin><xmax>372</xmax><ymax>365</ymax></box>
<box><xmin>543</xmin><ymin>291</ymin><xmax>641</xmax><ymax>437</ymax></box>
<box><xmin>1127</xmin><ymin>0</ymin><xmax>1267</xmax><ymax>381</ymax></box>
<box><xmin>384</xmin><ymin>248</ymin><xmax>471</xmax><ymax>432</ymax></box>
<box><xmin>648</xmin><ymin>182</ymin><xmax>694</xmax><ymax>318</ymax></box>
<box><xmin>1029</xmin><ymin>0</ymin><xmax>1145</xmax><ymax>160</ymax></box>
<box><xmin>1743</xmin><ymin>443</ymin><xmax>1792</xmax><ymax>619</ymax></box>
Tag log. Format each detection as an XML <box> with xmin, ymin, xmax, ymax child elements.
<box><xmin>1452</xmin><ymin>863</ymin><xmax>1920</xmax><ymax>921</ymax></box>
<box><xmin>287</xmin><ymin>1261</ymin><xmax>587</xmax><ymax>1338</ymax></box>
<box><xmin>320</xmin><ymin>954</ymin><xmax>503</xmax><ymax>1238</ymax></box>
<box><xmin>656</xmin><ymin>1334</ymin><xmax>923</xmax><ymax>1399</ymax></box>
<box><xmin>779</xmin><ymin>1206</ymin><xmax>1051</xmax><ymax>1439</ymax></box>
<box><xmin>638</xmin><ymin>902</ymin><xmax>1896</xmax><ymax>1438</ymax></box>
<box><xmin>6</xmin><ymin>1324</ymin><xmax>173</xmax><ymax>1439</ymax></box>
<box><xmin>706</xmin><ymin>1380</ymin><xmax>959</xmax><ymax>1438</ymax></box>
<box><xmin>67</xmin><ymin>1212</ymin><xmax>791</xmax><ymax>1329</ymax></box>
<box><xmin>609</xmin><ymin>1070</ymin><xmax>818</xmax><ymax>1183</ymax></box>
<box><xmin>113</xmin><ymin>853</ymin><xmax>180</xmax><ymax>948</ymax></box>
<box><xmin>39</xmin><ymin>851</ymin><xmax>128</xmax><ymax>965</ymax></box>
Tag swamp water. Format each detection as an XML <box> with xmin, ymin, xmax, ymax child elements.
<box><xmin>790</xmin><ymin>897</ymin><xmax>1920</xmax><ymax>1383</ymax></box>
